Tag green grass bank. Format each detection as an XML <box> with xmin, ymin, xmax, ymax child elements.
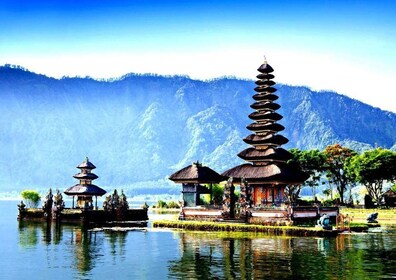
<box><xmin>152</xmin><ymin>220</ymin><xmax>339</xmax><ymax>237</ymax></box>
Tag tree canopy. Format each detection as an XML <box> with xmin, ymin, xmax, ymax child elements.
<box><xmin>323</xmin><ymin>144</ymin><xmax>357</xmax><ymax>204</ymax></box>
<box><xmin>21</xmin><ymin>190</ymin><xmax>41</xmax><ymax>208</ymax></box>
<box><xmin>288</xmin><ymin>144</ymin><xmax>396</xmax><ymax>207</ymax></box>
<box><xmin>348</xmin><ymin>148</ymin><xmax>396</xmax><ymax>204</ymax></box>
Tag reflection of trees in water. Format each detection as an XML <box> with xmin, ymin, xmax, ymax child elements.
<box><xmin>105</xmin><ymin>231</ymin><xmax>128</xmax><ymax>258</ymax></box>
<box><xmin>18</xmin><ymin>221</ymin><xmax>39</xmax><ymax>248</ymax></box>
<box><xmin>168</xmin><ymin>231</ymin><xmax>395</xmax><ymax>279</ymax></box>
<box><xmin>169</xmin><ymin>233</ymin><xmax>225</xmax><ymax>279</ymax></box>
<box><xmin>168</xmin><ymin>233</ymin><xmax>303</xmax><ymax>279</ymax></box>
<box><xmin>18</xmin><ymin>221</ymin><xmax>63</xmax><ymax>248</ymax></box>
<box><xmin>169</xmin><ymin>233</ymin><xmax>257</xmax><ymax>279</ymax></box>
<box><xmin>18</xmin><ymin>221</ymin><xmax>105</xmax><ymax>276</ymax></box>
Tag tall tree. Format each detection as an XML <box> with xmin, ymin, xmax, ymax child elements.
<box><xmin>289</xmin><ymin>148</ymin><xmax>326</xmax><ymax>198</ymax></box>
<box><xmin>348</xmin><ymin>148</ymin><xmax>396</xmax><ymax>204</ymax></box>
<box><xmin>323</xmin><ymin>144</ymin><xmax>357</xmax><ymax>204</ymax></box>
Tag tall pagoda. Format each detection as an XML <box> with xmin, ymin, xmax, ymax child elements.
<box><xmin>64</xmin><ymin>157</ymin><xmax>106</xmax><ymax>209</ymax></box>
<box><xmin>222</xmin><ymin>59</ymin><xmax>308</xmax><ymax>206</ymax></box>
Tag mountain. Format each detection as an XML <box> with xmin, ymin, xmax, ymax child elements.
<box><xmin>1</xmin><ymin>65</ymin><xmax>395</xmax><ymax>194</ymax></box>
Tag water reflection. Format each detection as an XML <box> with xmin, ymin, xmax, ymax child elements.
<box><xmin>169</xmin><ymin>231</ymin><xmax>396</xmax><ymax>279</ymax></box>
<box><xmin>18</xmin><ymin>221</ymin><xmax>129</xmax><ymax>275</ymax></box>
<box><xmin>16</xmin><ymin>219</ymin><xmax>396</xmax><ymax>279</ymax></box>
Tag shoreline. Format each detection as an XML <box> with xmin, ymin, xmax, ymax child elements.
<box><xmin>153</xmin><ymin>220</ymin><xmax>341</xmax><ymax>237</ymax></box>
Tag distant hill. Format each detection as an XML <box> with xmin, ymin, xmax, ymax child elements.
<box><xmin>1</xmin><ymin>65</ymin><xmax>395</xmax><ymax>194</ymax></box>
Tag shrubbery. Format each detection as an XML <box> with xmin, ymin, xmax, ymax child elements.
<box><xmin>153</xmin><ymin>200</ymin><xmax>180</xmax><ymax>208</ymax></box>
<box><xmin>21</xmin><ymin>190</ymin><xmax>41</xmax><ymax>208</ymax></box>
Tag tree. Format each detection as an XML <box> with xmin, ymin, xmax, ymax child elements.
<box><xmin>323</xmin><ymin>144</ymin><xmax>357</xmax><ymax>204</ymax></box>
<box><xmin>348</xmin><ymin>148</ymin><xmax>396</xmax><ymax>205</ymax></box>
<box><xmin>21</xmin><ymin>190</ymin><xmax>41</xmax><ymax>208</ymax></box>
<box><xmin>210</xmin><ymin>184</ymin><xmax>224</xmax><ymax>205</ymax></box>
<box><xmin>288</xmin><ymin>148</ymin><xmax>326</xmax><ymax>198</ymax></box>
<box><xmin>284</xmin><ymin>184</ymin><xmax>302</xmax><ymax>205</ymax></box>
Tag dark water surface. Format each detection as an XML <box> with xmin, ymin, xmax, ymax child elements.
<box><xmin>1</xmin><ymin>200</ymin><xmax>395</xmax><ymax>279</ymax></box>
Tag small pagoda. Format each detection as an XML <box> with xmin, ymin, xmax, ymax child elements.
<box><xmin>222</xmin><ymin>59</ymin><xmax>308</xmax><ymax>206</ymax></box>
<box><xmin>64</xmin><ymin>157</ymin><xmax>106</xmax><ymax>209</ymax></box>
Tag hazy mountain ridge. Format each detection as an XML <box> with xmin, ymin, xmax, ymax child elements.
<box><xmin>1</xmin><ymin>65</ymin><xmax>395</xmax><ymax>193</ymax></box>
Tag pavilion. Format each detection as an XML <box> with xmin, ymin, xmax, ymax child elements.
<box><xmin>169</xmin><ymin>161</ymin><xmax>226</xmax><ymax>206</ymax></box>
<box><xmin>64</xmin><ymin>157</ymin><xmax>106</xmax><ymax>209</ymax></box>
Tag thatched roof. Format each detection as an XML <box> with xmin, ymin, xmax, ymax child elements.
<box><xmin>250</xmin><ymin>101</ymin><xmax>281</xmax><ymax>111</ymax></box>
<box><xmin>257</xmin><ymin>63</ymin><xmax>274</xmax><ymax>73</ymax></box>
<box><xmin>238</xmin><ymin>147</ymin><xmax>293</xmax><ymax>162</ymax></box>
<box><xmin>73</xmin><ymin>172</ymin><xmax>98</xmax><ymax>180</ymax></box>
<box><xmin>256</xmin><ymin>73</ymin><xmax>274</xmax><ymax>80</ymax></box>
<box><xmin>255</xmin><ymin>80</ymin><xmax>275</xmax><ymax>86</ymax></box>
<box><xmin>169</xmin><ymin>162</ymin><xmax>226</xmax><ymax>184</ymax></box>
<box><xmin>77</xmin><ymin>157</ymin><xmax>96</xmax><ymax>169</ymax></box>
<box><xmin>248</xmin><ymin>111</ymin><xmax>283</xmax><ymax>121</ymax></box>
<box><xmin>252</xmin><ymin>93</ymin><xmax>279</xmax><ymax>101</ymax></box>
<box><xmin>246</xmin><ymin>122</ymin><xmax>285</xmax><ymax>133</ymax></box>
<box><xmin>64</xmin><ymin>184</ymin><xmax>106</xmax><ymax>196</ymax></box>
<box><xmin>221</xmin><ymin>163</ymin><xmax>309</xmax><ymax>184</ymax></box>
<box><xmin>254</xmin><ymin>86</ymin><xmax>277</xmax><ymax>93</ymax></box>
<box><xmin>243</xmin><ymin>134</ymin><xmax>289</xmax><ymax>146</ymax></box>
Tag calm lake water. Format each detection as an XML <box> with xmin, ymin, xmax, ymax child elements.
<box><xmin>1</xmin><ymin>200</ymin><xmax>395</xmax><ymax>280</ymax></box>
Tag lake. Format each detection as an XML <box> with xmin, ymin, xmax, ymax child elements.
<box><xmin>1</xmin><ymin>200</ymin><xmax>395</xmax><ymax>279</ymax></box>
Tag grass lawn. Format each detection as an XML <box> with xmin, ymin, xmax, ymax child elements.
<box><xmin>340</xmin><ymin>208</ymin><xmax>396</xmax><ymax>225</ymax></box>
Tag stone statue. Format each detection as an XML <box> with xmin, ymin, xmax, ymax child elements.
<box><xmin>111</xmin><ymin>190</ymin><xmax>119</xmax><ymax>209</ymax></box>
<box><xmin>222</xmin><ymin>177</ymin><xmax>236</xmax><ymax>219</ymax></box>
<box><xmin>238</xmin><ymin>177</ymin><xmax>252</xmax><ymax>221</ymax></box>
<box><xmin>42</xmin><ymin>188</ymin><xmax>53</xmax><ymax>212</ymax></box>
<box><xmin>317</xmin><ymin>214</ymin><xmax>332</xmax><ymax>230</ymax></box>
<box><xmin>53</xmin><ymin>189</ymin><xmax>65</xmax><ymax>210</ymax></box>
<box><xmin>103</xmin><ymin>195</ymin><xmax>112</xmax><ymax>211</ymax></box>
<box><xmin>18</xmin><ymin>200</ymin><xmax>26</xmax><ymax>211</ymax></box>
<box><xmin>119</xmin><ymin>190</ymin><xmax>129</xmax><ymax>211</ymax></box>
<box><xmin>367</xmin><ymin>212</ymin><xmax>378</xmax><ymax>223</ymax></box>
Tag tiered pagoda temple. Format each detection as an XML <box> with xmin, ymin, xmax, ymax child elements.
<box><xmin>222</xmin><ymin>60</ymin><xmax>308</xmax><ymax>206</ymax></box>
<box><xmin>64</xmin><ymin>157</ymin><xmax>106</xmax><ymax>209</ymax></box>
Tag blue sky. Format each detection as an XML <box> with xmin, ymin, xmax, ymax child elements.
<box><xmin>1</xmin><ymin>0</ymin><xmax>395</xmax><ymax>112</ymax></box>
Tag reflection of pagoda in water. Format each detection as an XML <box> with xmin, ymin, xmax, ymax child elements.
<box><xmin>222</xmin><ymin>60</ymin><xmax>308</xmax><ymax>206</ymax></box>
<box><xmin>64</xmin><ymin>157</ymin><xmax>106</xmax><ymax>209</ymax></box>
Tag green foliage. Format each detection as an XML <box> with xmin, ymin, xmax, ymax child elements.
<box><xmin>199</xmin><ymin>194</ymin><xmax>211</xmax><ymax>205</ymax></box>
<box><xmin>167</xmin><ymin>201</ymin><xmax>180</xmax><ymax>208</ymax></box>
<box><xmin>156</xmin><ymin>200</ymin><xmax>168</xmax><ymax>208</ymax></box>
<box><xmin>322</xmin><ymin>188</ymin><xmax>331</xmax><ymax>198</ymax></box>
<box><xmin>289</xmin><ymin>148</ymin><xmax>326</xmax><ymax>197</ymax></box>
<box><xmin>211</xmin><ymin>184</ymin><xmax>224</xmax><ymax>205</ymax></box>
<box><xmin>323</xmin><ymin>144</ymin><xmax>357</xmax><ymax>204</ymax></box>
<box><xmin>155</xmin><ymin>200</ymin><xmax>180</xmax><ymax>208</ymax></box>
<box><xmin>391</xmin><ymin>184</ymin><xmax>396</xmax><ymax>192</ymax></box>
<box><xmin>21</xmin><ymin>190</ymin><xmax>41</xmax><ymax>208</ymax></box>
<box><xmin>153</xmin><ymin>221</ymin><xmax>337</xmax><ymax>237</ymax></box>
<box><xmin>348</xmin><ymin>148</ymin><xmax>396</xmax><ymax>204</ymax></box>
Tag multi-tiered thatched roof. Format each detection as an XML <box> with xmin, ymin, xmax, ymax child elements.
<box><xmin>222</xmin><ymin>60</ymin><xmax>308</xmax><ymax>184</ymax></box>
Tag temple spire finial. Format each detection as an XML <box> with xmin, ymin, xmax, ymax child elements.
<box><xmin>263</xmin><ymin>55</ymin><xmax>267</xmax><ymax>64</ymax></box>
